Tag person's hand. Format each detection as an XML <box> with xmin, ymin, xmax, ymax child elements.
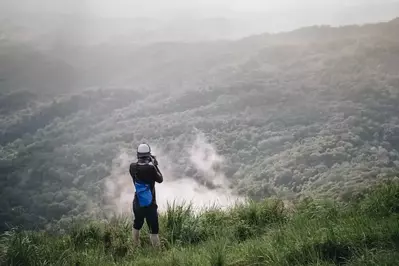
<box><xmin>151</xmin><ymin>155</ymin><xmax>159</xmax><ymax>166</ymax></box>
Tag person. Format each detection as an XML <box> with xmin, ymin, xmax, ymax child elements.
<box><xmin>129</xmin><ymin>143</ymin><xmax>163</xmax><ymax>248</ymax></box>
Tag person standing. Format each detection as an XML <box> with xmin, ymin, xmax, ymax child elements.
<box><xmin>129</xmin><ymin>143</ymin><xmax>163</xmax><ymax>247</ymax></box>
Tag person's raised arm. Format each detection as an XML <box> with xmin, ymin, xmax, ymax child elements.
<box><xmin>149</xmin><ymin>155</ymin><xmax>163</xmax><ymax>183</ymax></box>
<box><xmin>153</xmin><ymin>164</ymin><xmax>163</xmax><ymax>183</ymax></box>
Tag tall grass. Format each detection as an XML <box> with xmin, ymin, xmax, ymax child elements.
<box><xmin>1</xmin><ymin>182</ymin><xmax>399</xmax><ymax>266</ymax></box>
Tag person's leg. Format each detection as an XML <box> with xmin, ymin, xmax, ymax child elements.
<box><xmin>132</xmin><ymin>205</ymin><xmax>145</xmax><ymax>246</ymax></box>
<box><xmin>145</xmin><ymin>206</ymin><xmax>160</xmax><ymax>248</ymax></box>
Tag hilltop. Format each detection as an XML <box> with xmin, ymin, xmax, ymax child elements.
<box><xmin>1</xmin><ymin>18</ymin><xmax>399</xmax><ymax>233</ymax></box>
<box><xmin>1</xmin><ymin>182</ymin><xmax>399</xmax><ymax>265</ymax></box>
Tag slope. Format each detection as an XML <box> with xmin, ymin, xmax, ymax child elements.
<box><xmin>1</xmin><ymin>182</ymin><xmax>399</xmax><ymax>266</ymax></box>
<box><xmin>0</xmin><ymin>18</ymin><xmax>399</xmax><ymax>232</ymax></box>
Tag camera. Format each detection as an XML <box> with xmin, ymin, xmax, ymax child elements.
<box><xmin>150</xmin><ymin>155</ymin><xmax>158</xmax><ymax>166</ymax></box>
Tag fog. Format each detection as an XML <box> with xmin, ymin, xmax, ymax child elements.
<box><xmin>1</xmin><ymin>0</ymin><xmax>399</xmax><ymax>234</ymax></box>
<box><xmin>102</xmin><ymin>133</ymin><xmax>243</xmax><ymax>218</ymax></box>
<box><xmin>1</xmin><ymin>0</ymin><xmax>399</xmax><ymax>44</ymax></box>
<box><xmin>2</xmin><ymin>0</ymin><xmax>396</xmax><ymax>17</ymax></box>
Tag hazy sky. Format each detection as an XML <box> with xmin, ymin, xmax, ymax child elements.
<box><xmin>2</xmin><ymin>0</ymin><xmax>397</xmax><ymax>18</ymax></box>
<box><xmin>86</xmin><ymin>0</ymin><xmax>396</xmax><ymax>17</ymax></box>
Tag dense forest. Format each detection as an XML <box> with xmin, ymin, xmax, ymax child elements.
<box><xmin>1</xmin><ymin>17</ymin><xmax>399</xmax><ymax>233</ymax></box>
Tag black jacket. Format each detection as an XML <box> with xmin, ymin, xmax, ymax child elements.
<box><xmin>129</xmin><ymin>158</ymin><xmax>163</xmax><ymax>208</ymax></box>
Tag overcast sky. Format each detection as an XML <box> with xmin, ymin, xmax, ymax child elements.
<box><xmin>2</xmin><ymin>0</ymin><xmax>397</xmax><ymax>18</ymax></box>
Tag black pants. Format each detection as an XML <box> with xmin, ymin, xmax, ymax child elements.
<box><xmin>133</xmin><ymin>204</ymin><xmax>159</xmax><ymax>234</ymax></box>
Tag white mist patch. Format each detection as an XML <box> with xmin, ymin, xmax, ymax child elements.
<box><xmin>102</xmin><ymin>133</ymin><xmax>243</xmax><ymax>218</ymax></box>
<box><xmin>189</xmin><ymin>133</ymin><xmax>227</xmax><ymax>187</ymax></box>
<box><xmin>156</xmin><ymin>178</ymin><xmax>240</xmax><ymax>212</ymax></box>
<box><xmin>102</xmin><ymin>152</ymin><xmax>134</xmax><ymax>218</ymax></box>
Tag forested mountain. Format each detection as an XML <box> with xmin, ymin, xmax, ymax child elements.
<box><xmin>1</xmin><ymin>18</ymin><xmax>399</xmax><ymax>232</ymax></box>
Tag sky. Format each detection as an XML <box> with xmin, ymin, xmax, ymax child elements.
<box><xmin>89</xmin><ymin>0</ymin><xmax>396</xmax><ymax>17</ymax></box>
<box><xmin>1</xmin><ymin>0</ymin><xmax>397</xmax><ymax>18</ymax></box>
<box><xmin>1</xmin><ymin>0</ymin><xmax>398</xmax><ymax>41</ymax></box>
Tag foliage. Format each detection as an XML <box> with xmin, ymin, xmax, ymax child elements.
<box><xmin>1</xmin><ymin>182</ymin><xmax>399</xmax><ymax>265</ymax></box>
<box><xmin>1</xmin><ymin>18</ymin><xmax>399</xmax><ymax>231</ymax></box>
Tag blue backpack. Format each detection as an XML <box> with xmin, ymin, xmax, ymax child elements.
<box><xmin>133</xmin><ymin>166</ymin><xmax>153</xmax><ymax>207</ymax></box>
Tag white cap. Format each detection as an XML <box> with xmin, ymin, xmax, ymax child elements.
<box><xmin>137</xmin><ymin>143</ymin><xmax>151</xmax><ymax>157</ymax></box>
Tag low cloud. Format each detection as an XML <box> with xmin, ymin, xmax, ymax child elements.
<box><xmin>101</xmin><ymin>132</ymin><xmax>243</xmax><ymax>218</ymax></box>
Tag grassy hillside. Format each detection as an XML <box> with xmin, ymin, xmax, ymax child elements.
<box><xmin>1</xmin><ymin>18</ymin><xmax>399</xmax><ymax>232</ymax></box>
<box><xmin>1</xmin><ymin>182</ymin><xmax>399</xmax><ymax>265</ymax></box>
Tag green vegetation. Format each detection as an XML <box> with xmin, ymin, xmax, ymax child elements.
<box><xmin>1</xmin><ymin>182</ymin><xmax>399</xmax><ymax>265</ymax></box>
<box><xmin>1</xmin><ymin>18</ymin><xmax>399</xmax><ymax>233</ymax></box>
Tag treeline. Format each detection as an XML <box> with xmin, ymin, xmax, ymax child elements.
<box><xmin>0</xmin><ymin>18</ymin><xmax>399</xmax><ymax>231</ymax></box>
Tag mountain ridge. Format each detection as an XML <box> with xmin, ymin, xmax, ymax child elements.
<box><xmin>0</xmin><ymin>18</ymin><xmax>399</xmax><ymax>234</ymax></box>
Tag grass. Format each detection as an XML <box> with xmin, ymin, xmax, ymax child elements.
<box><xmin>1</xmin><ymin>181</ymin><xmax>399</xmax><ymax>266</ymax></box>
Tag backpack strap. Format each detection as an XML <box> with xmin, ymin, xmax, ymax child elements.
<box><xmin>134</xmin><ymin>162</ymin><xmax>138</xmax><ymax>180</ymax></box>
<box><xmin>133</xmin><ymin>163</ymin><xmax>139</xmax><ymax>195</ymax></box>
